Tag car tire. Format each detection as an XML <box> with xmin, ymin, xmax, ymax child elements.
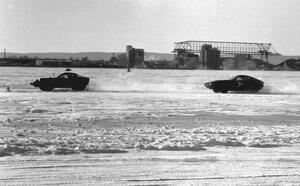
<box><xmin>40</xmin><ymin>85</ymin><xmax>53</xmax><ymax>91</ymax></box>
<box><xmin>213</xmin><ymin>89</ymin><xmax>220</xmax><ymax>93</ymax></box>
<box><xmin>72</xmin><ymin>86</ymin><xmax>86</xmax><ymax>91</ymax></box>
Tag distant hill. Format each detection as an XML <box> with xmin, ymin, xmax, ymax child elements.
<box><xmin>2</xmin><ymin>52</ymin><xmax>299</xmax><ymax>64</ymax></box>
<box><xmin>224</xmin><ymin>57</ymin><xmax>275</xmax><ymax>70</ymax></box>
<box><xmin>1</xmin><ymin>52</ymin><xmax>300</xmax><ymax>70</ymax></box>
<box><xmin>274</xmin><ymin>59</ymin><xmax>300</xmax><ymax>70</ymax></box>
<box><xmin>256</xmin><ymin>55</ymin><xmax>300</xmax><ymax>65</ymax></box>
<box><xmin>0</xmin><ymin>52</ymin><xmax>175</xmax><ymax>61</ymax></box>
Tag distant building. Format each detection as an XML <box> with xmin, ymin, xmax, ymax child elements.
<box><xmin>0</xmin><ymin>59</ymin><xmax>11</xmax><ymax>66</ymax></box>
<box><xmin>0</xmin><ymin>58</ymin><xmax>36</xmax><ymax>66</ymax></box>
<box><xmin>126</xmin><ymin>45</ymin><xmax>144</xmax><ymax>68</ymax></box>
<box><xmin>200</xmin><ymin>44</ymin><xmax>222</xmax><ymax>70</ymax></box>
<box><xmin>35</xmin><ymin>59</ymin><xmax>71</xmax><ymax>67</ymax></box>
<box><xmin>222</xmin><ymin>57</ymin><xmax>235</xmax><ymax>70</ymax></box>
<box><xmin>116</xmin><ymin>53</ymin><xmax>127</xmax><ymax>68</ymax></box>
<box><xmin>174</xmin><ymin>49</ymin><xmax>200</xmax><ymax>69</ymax></box>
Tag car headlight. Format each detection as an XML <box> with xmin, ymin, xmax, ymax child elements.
<box><xmin>205</xmin><ymin>82</ymin><xmax>212</xmax><ymax>88</ymax></box>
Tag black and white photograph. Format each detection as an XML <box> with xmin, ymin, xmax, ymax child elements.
<box><xmin>0</xmin><ymin>0</ymin><xmax>300</xmax><ymax>185</ymax></box>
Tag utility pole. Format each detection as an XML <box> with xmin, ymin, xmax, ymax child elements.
<box><xmin>4</xmin><ymin>48</ymin><xmax>6</xmax><ymax>59</ymax></box>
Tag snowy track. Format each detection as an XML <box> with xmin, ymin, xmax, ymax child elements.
<box><xmin>1</xmin><ymin>146</ymin><xmax>300</xmax><ymax>185</ymax></box>
<box><xmin>0</xmin><ymin>68</ymin><xmax>300</xmax><ymax>185</ymax></box>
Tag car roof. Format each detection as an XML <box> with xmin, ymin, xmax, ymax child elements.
<box><xmin>59</xmin><ymin>72</ymin><xmax>78</xmax><ymax>76</ymax></box>
<box><xmin>231</xmin><ymin>75</ymin><xmax>253</xmax><ymax>79</ymax></box>
<box><xmin>231</xmin><ymin>75</ymin><xmax>262</xmax><ymax>82</ymax></box>
<box><xmin>58</xmin><ymin>72</ymin><xmax>85</xmax><ymax>77</ymax></box>
<box><xmin>235</xmin><ymin>75</ymin><xmax>252</xmax><ymax>78</ymax></box>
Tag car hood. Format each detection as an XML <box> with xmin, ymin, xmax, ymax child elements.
<box><xmin>204</xmin><ymin>80</ymin><xmax>230</xmax><ymax>89</ymax></box>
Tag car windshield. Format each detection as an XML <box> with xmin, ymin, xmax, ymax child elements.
<box><xmin>231</xmin><ymin>76</ymin><xmax>250</xmax><ymax>81</ymax></box>
<box><xmin>58</xmin><ymin>73</ymin><xmax>76</xmax><ymax>79</ymax></box>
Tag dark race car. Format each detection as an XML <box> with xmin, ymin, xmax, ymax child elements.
<box><xmin>30</xmin><ymin>72</ymin><xmax>89</xmax><ymax>91</ymax></box>
<box><xmin>204</xmin><ymin>75</ymin><xmax>264</xmax><ymax>93</ymax></box>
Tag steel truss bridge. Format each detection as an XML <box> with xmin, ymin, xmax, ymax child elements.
<box><xmin>174</xmin><ymin>40</ymin><xmax>280</xmax><ymax>61</ymax></box>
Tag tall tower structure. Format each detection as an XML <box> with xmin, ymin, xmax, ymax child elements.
<box><xmin>126</xmin><ymin>45</ymin><xmax>134</xmax><ymax>68</ymax></box>
<box><xmin>126</xmin><ymin>45</ymin><xmax>144</xmax><ymax>68</ymax></box>
<box><xmin>201</xmin><ymin>44</ymin><xmax>221</xmax><ymax>69</ymax></box>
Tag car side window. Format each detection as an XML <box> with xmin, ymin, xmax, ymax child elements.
<box><xmin>236</xmin><ymin>77</ymin><xmax>242</xmax><ymax>81</ymax></box>
<box><xmin>58</xmin><ymin>74</ymin><xmax>68</xmax><ymax>79</ymax></box>
<box><xmin>68</xmin><ymin>73</ymin><xmax>76</xmax><ymax>78</ymax></box>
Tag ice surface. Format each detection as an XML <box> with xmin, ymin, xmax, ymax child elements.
<box><xmin>1</xmin><ymin>146</ymin><xmax>299</xmax><ymax>185</ymax></box>
<box><xmin>0</xmin><ymin>125</ymin><xmax>299</xmax><ymax>156</ymax></box>
<box><xmin>0</xmin><ymin>67</ymin><xmax>300</xmax><ymax>185</ymax></box>
<box><xmin>0</xmin><ymin>68</ymin><xmax>300</xmax><ymax>156</ymax></box>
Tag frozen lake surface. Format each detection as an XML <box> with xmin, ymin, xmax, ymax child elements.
<box><xmin>0</xmin><ymin>67</ymin><xmax>300</xmax><ymax>185</ymax></box>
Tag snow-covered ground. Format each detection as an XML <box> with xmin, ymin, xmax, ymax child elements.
<box><xmin>1</xmin><ymin>146</ymin><xmax>299</xmax><ymax>185</ymax></box>
<box><xmin>0</xmin><ymin>67</ymin><xmax>299</xmax><ymax>185</ymax></box>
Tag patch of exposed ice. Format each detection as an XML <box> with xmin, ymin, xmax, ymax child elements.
<box><xmin>0</xmin><ymin>125</ymin><xmax>299</xmax><ymax>157</ymax></box>
<box><xmin>135</xmin><ymin>143</ymin><xmax>206</xmax><ymax>151</ymax></box>
<box><xmin>0</xmin><ymin>144</ymin><xmax>36</xmax><ymax>157</ymax></box>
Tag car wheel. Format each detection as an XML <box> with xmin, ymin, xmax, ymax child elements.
<box><xmin>213</xmin><ymin>89</ymin><xmax>220</xmax><ymax>93</ymax></box>
<box><xmin>72</xmin><ymin>86</ymin><xmax>86</xmax><ymax>91</ymax></box>
<box><xmin>40</xmin><ymin>85</ymin><xmax>53</xmax><ymax>91</ymax></box>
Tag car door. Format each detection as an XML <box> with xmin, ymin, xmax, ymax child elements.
<box><xmin>241</xmin><ymin>77</ymin><xmax>255</xmax><ymax>90</ymax></box>
<box><xmin>244</xmin><ymin>78</ymin><xmax>259</xmax><ymax>90</ymax></box>
<box><xmin>56</xmin><ymin>74</ymin><xmax>70</xmax><ymax>88</ymax></box>
<box><xmin>232</xmin><ymin>77</ymin><xmax>244</xmax><ymax>91</ymax></box>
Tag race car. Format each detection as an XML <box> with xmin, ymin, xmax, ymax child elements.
<box><xmin>204</xmin><ymin>75</ymin><xmax>264</xmax><ymax>93</ymax></box>
<box><xmin>30</xmin><ymin>72</ymin><xmax>89</xmax><ymax>91</ymax></box>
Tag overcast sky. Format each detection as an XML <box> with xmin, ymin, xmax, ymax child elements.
<box><xmin>1</xmin><ymin>0</ymin><xmax>300</xmax><ymax>55</ymax></box>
